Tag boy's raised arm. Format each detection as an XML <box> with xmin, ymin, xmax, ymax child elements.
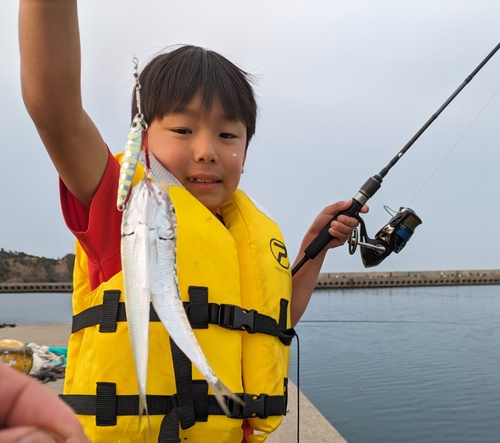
<box><xmin>19</xmin><ymin>0</ymin><xmax>108</xmax><ymax>211</ymax></box>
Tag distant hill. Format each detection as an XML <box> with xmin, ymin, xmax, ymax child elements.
<box><xmin>0</xmin><ymin>249</ymin><xmax>74</xmax><ymax>283</ymax></box>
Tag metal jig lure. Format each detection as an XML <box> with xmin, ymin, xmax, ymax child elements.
<box><xmin>117</xmin><ymin>57</ymin><xmax>148</xmax><ymax>211</ymax></box>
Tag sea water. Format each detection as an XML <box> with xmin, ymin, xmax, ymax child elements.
<box><xmin>0</xmin><ymin>292</ymin><xmax>72</xmax><ymax>324</ymax></box>
<box><xmin>1</xmin><ymin>286</ymin><xmax>499</xmax><ymax>442</ymax></box>
<box><xmin>289</xmin><ymin>285</ymin><xmax>500</xmax><ymax>443</ymax></box>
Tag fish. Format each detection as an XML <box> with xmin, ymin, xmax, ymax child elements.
<box><xmin>149</xmin><ymin>181</ymin><xmax>244</xmax><ymax>417</ymax></box>
<box><xmin>117</xmin><ymin>115</ymin><xmax>147</xmax><ymax>211</ymax></box>
<box><xmin>121</xmin><ymin>178</ymin><xmax>158</xmax><ymax>427</ymax></box>
<box><xmin>121</xmin><ymin>176</ymin><xmax>243</xmax><ymax>427</ymax></box>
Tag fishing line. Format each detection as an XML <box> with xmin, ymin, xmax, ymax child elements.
<box><xmin>298</xmin><ymin>320</ymin><xmax>467</xmax><ymax>325</ymax></box>
<box><xmin>408</xmin><ymin>83</ymin><xmax>500</xmax><ymax>207</ymax></box>
<box><xmin>127</xmin><ymin>0</ymin><xmax>137</xmax><ymax>57</ymax></box>
<box><xmin>295</xmin><ymin>332</ymin><xmax>300</xmax><ymax>443</ymax></box>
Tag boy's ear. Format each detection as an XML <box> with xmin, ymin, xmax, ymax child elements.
<box><xmin>241</xmin><ymin>150</ymin><xmax>247</xmax><ymax>174</ymax></box>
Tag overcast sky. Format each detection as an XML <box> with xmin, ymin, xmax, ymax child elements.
<box><xmin>1</xmin><ymin>1</ymin><xmax>499</xmax><ymax>274</ymax></box>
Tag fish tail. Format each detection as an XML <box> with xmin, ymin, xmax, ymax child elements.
<box><xmin>138</xmin><ymin>397</ymin><xmax>151</xmax><ymax>434</ymax></box>
<box><xmin>208</xmin><ymin>379</ymin><xmax>245</xmax><ymax>417</ymax></box>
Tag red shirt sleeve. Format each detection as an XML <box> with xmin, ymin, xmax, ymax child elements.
<box><xmin>60</xmin><ymin>149</ymin><xmax>123</xmax><ymax>291</ymax></box>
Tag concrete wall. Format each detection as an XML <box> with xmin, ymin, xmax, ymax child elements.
<box><xmin>316</xmin><ymin>269</ymin><xmax>500</xmax><ymax>289</ymax></box>
<box><xmin>0</xmin><ymin>282</ymin><xmax>73</xmax><ymax>293</ymax></box>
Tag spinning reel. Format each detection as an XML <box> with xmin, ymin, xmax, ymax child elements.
<box><xmin>348</xmin><ymin>207</ymin><xmax>422</xmax><ymax>268</ymax></box>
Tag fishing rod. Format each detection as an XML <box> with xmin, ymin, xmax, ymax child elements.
<box><xmin>292</xmin><ymin>41</ymin><xmax>500</xmax><ymax>276</ymax></box>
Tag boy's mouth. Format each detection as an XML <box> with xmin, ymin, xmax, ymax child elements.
<box><xmin>188</xmin><ymin>178</ymin><xmax>221</xmax><ymax>183</ymax></box>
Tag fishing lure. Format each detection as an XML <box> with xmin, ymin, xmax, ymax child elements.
<box><xmin>117</xmin><ymin>57</ymin><xmax>148</xmax><ymax>211</ymax></box>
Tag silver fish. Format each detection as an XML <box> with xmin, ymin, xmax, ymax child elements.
<box><xmin>149</xmin><ymin>183</ymin><xmax>244</xmax><ymax>416</ymax></box>
<box><xmin>121</xmin><ymin>178</ymin><xmax>158</xmax><ymax>426</ymax></box>
<box><xmin>117</xmin><ymin>115</ymin><xmax>147</xmax><ymax>211</ymax></box>
<box><xmin>122</xmin><ymin>177</ymin><xmax>243</xmax><ymax>427</ymax></box>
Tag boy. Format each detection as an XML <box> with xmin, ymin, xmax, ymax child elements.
<box><xmin>19</xmin><ymin>1</ymin><xmax>364</xmax><ymax>441</ymax></box>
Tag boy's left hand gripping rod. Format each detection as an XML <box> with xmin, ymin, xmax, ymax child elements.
<box><xmin>291</xmin><ymin>174</ymin><xmax>382</xmax><ymax>276</ymax></box>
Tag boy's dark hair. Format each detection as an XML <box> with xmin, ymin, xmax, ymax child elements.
<box><xmin>132</xmin><ymin>45</ymin><xmax>257</xmax><ymax>148</ymax></box>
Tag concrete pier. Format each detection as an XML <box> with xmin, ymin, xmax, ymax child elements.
<box><xmin>0</xmin><ymin>324</ymin><xmax>347</xmax><ymax>442</ymax></box>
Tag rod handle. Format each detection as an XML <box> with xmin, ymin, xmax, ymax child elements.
<box><xmin>303</xmin><ymin>199</ymin><xmax>363</xmax><ymax>260</ymax></box>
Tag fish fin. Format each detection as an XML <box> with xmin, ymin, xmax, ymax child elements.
<box><xmin>209</xmin><ymin>379</ymin><xmax>245</xmax><ymax>417</ymax></box>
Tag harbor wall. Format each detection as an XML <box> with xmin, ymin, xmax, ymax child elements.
<box><xmin>0</xmin><ymin>282</ymin><xmax>73</xmax><ymax>293</ymax></box>
<box><xmin>1</xmin><ymin>269</ymin><xmax>499</xmax><ymax>293</ymax></box>
<box><xmin>316</xmin><ymin>269</ymin><xmax>500</xmax><ymax>290</ymax></box>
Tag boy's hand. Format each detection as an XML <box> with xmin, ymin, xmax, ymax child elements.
<box><xmin>306</xmin><ymin>200</ymin><xmax>369</xmax><ymax>251</ymax></box>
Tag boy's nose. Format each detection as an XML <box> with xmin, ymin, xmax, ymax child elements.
<box><xmin>194</xmin><ymin>135</ymin><xmax>218</xmax><ymax>163</ymax></box>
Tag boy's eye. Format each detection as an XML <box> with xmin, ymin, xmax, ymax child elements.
<box><xmin>173</xmin><ymin>128</ymin><xmax>192</xmax><ymax>135</ymax></box>
<box><xmin>220</xmin><ymin>133</ymin><xmax>237</xmax><ymax>139</ymax></box>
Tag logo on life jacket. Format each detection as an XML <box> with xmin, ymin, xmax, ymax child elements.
<box><xmin>270</xmin><ymin>238</ymin><xmax>289</xmax><ymax>269</ymax></box>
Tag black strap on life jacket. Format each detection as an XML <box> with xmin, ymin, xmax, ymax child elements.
<box><xmin>168</xmin><ymin>337</ymin><xmax>196</xmax><ymax>429</ymax></box>
<box><xmin>64</xmin><ymin>286</ymin><xmax>293</xmax><ymax>441</ymax></box>
<box><xmin>59</xmin><ymin>379</ymin><xmax>288</xmax><ymax>427</ymax></box>
<box><xmin>61</xmin><ymin>381</ymin><xmax>288</xmax><ymax>420</ymax></box>
<box><xmin>71</xmin><ymin>288</ymin><xmax>295</xmax><ymax>345</ymax></box>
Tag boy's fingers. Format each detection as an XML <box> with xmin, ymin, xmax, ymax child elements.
<box><xmin>320</xmin><ymin>201</ymin><xmax>352</xmax><ymax>222</ymax></box>
<box><xmin>335</xmin><ymin>216</ymin><xmax>359</xmax><ymax>228</ymax></box>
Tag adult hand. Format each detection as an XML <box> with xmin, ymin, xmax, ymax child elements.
<box><xmin>0</xmin><ymin>363</ymin><xmax>90</xmax><ymax>443</ymax></box>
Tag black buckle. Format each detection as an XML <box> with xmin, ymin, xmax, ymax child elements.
<box><xmin>228</xmin><ymin>393</ymin><xmax>268</xmax><ymax>419</ymax></box>
<box><xmin>218</xmin><ymin>304</ymin><xmax>257</xmax><ymax>333</ymax></box>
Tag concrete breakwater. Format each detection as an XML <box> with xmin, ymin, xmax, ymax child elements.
<box><xmin>316</xmin><ymin>269</ymin><xmax>500</xmax><ymax>290</ymax></box>
<box><xmin>0</xmin><ymin>282</ymin><xmax>73</xmax><ymax>293</ymax></box>
<box><xmin>1</xmin><ymin>269</ymin><xmax>499</xmax><ymax>293</ymax></box>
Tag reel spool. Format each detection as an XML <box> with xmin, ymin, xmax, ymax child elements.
<box><xmin>348</xmin><ymin>207</ymin><xmax>422</xmax><ymax>268</ymax></box>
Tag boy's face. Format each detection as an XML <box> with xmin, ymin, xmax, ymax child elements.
<box><xmin>147</xmin><ymin>94</ymin><xmax>247</xmax><ymax>214</ymax></box>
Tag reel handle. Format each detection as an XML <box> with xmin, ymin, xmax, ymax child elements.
<box><xmin>304</xmin><ymin>198</ymin><xmax>363</xmax><ymax>260</ymax></box>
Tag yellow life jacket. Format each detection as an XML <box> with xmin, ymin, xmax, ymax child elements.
<box><xmin>61</xmin><ymin>156</ymin><xmax>294</xmax><ymax>443</ymax></box>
